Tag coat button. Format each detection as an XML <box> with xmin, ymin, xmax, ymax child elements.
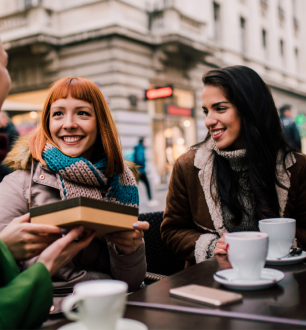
<box><xmin>39</xmin><ymin>175</ymin><xmax>45</xmax><ymax>180</ymax></box>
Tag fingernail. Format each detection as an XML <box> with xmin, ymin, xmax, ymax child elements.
<box><xmin>77</xmin><ymin>226</ymin><xmax>84</xmax><ymax>233</ymax></box>
<box><xmin>61</xmin><ymin>228</ymin><xmax>67</xmax><ymax>234</ymax></box>
<box><xmin>133</xmin><ymin>223</ymin><xmax>139</xmax><ymax>228</ymax></box>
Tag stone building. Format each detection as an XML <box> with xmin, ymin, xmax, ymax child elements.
<box><xmin>1</xmin><ymin>0</ymin><xmax>306</xmax><ymax>182</ymax></box>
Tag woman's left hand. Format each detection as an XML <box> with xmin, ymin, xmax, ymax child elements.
<box><xmin>106</xmin><ymin>221</ymin><xmax>149</xmax><ymax>255</ymax></box>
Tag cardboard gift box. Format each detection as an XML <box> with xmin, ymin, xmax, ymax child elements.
<box><xmin>30</xmin><ymin>196</ymin><xmax>138</xmax><ymax>236</ymax></box>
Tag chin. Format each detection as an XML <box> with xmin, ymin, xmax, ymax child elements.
<box><xmin>215</xmin><ymin>141</ymin><xmax>233</xmax><ymax>150</ymax></box>
<box><xmin>60</xmin><ymin>148</ymin><xmax>81</xmax><ymax>157</ymax></box>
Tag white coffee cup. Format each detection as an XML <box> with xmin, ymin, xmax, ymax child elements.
<box><xmin>258</xmin><ymin>218</ymin><xmax>296</xmax><ymax>259</ymax></box>
<box><xmin>62</xmin><ymin>280</ymin><xmax>128</xmax><ymax>330</ymax></box>
<box><xmin>225</xmin><ymin>232</ymin><xmax>269</xmax><ymax>280</ymax></box>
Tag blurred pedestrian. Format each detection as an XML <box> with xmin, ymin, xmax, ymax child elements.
<box><xmin>279</xmin><ymin>104</ymin><xmax>301</xmax><ymax>151</ymax></box>
<box><xmin>134</xmin><ymin>138</ymin><xmax>159</xmax><ymax>207</ymax></box>
<box><xmin>0</xmin><ymin>111</ymin><xmax>19</xmax><ymax>150</ymax></box>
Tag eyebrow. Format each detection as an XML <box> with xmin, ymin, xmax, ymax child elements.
<box><xmin>202</xmin><ymin>101</ymin><xmax>229</xmax><ymax>109</ymax></box>
<box><xmin>50</xmin><ymin>106</ymin><xmax>93</xmax><ymax>111</ymax></box>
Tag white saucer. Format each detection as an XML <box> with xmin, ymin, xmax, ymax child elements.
<box><xmin>214</xmin><ymin>268</ymin><xmax>284</xmax><ymax>291</ymax></box>
<box><xmin>266</xmin><ymin>251</ymin><xmax>306</xmax><ymax>266</ymax></box>
<box><xmin>58</xmin><ymin>318</ymin><xmax>148</xmax><ymax>330</ymax></box>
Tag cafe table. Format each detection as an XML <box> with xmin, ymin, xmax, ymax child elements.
<box><xmin>43</xmin><ymin>256</ymin><xmax>306</xmax><ymax>330</ymax></box>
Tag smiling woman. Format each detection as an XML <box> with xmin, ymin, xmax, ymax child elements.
<box><xmin>0</xmin><ymin>77</ymin><xmax>148</xmax><ymax>315</ymax></box>
<box><xmin>161</xmin><ymin>65</ymin><xmax>306</xmax><ymax>268</ymax></box>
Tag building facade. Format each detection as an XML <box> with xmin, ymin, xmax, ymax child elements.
<box><xmin>1</xmin><ymin>0</ymin><xmax>306</xmax><ymax>182</ymax></box>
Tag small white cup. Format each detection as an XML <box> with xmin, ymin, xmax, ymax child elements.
<box><xmin>225</xmin><ymin>232</ymin><xmax>268</xmax><ymax>280</ymax></box>
<box><xmin>258</xmin><ymin>218</ymin><xmax>296</xmax><ymax>259</ymax></box>
<box><xmin>62</xmin><ymin>280</ymin><xmax>128</xmax><ymax>330</ymax></box>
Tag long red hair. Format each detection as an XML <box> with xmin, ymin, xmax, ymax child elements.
<box><xmin>29</xmin><ymin>77</ymin><xmax>124</xmax><ymax>176</ymax></box>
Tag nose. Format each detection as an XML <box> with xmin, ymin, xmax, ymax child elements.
<box><xmin>205</xmin><ymin>111</ymin><xmax>218</xmax><ymax>129</ymax></box>
<box><xmin>62</xmin><ymin>114</ymin><xmax>78</xmax><ymax>130</ymax></box>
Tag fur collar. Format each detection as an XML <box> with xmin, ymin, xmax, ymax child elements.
<box><xmin>194</xmin><ymin>137</ymin><xmax>296</xmax><ymax>236</ymax></box>
<box><xmin>3</xmin><ymin>134</ymin><xmax>139</xmax><ymax>180</ymax></box>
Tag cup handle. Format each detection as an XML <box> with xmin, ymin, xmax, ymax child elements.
<box><xmin>62</xmin><ymin>294</ymin><xmax>82</xmax><ymax>321</ymax></box>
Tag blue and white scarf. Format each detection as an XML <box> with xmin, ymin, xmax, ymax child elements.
<box><xmin>42</xmin><ymin>144</ymin><xmax>139</xmax><ymax>207</ymax></box>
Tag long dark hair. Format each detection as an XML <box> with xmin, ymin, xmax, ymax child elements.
<box><xmin>202</xmin><ymin>65</ymin><xmax>294</xmax><ymax>225</ymax></box>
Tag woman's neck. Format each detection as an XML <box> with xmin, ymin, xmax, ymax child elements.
<box><xmin>212</xmin><ymin>139</ymin><xmax>246</xmax><ymax>171</ymax></box>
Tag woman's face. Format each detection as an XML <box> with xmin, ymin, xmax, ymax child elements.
<box><xmin>202</xmin><ymin>85</ymin><xmax>242</xmax><ymax>150</ymax></box>
<box><xmin>49</xmin><ymin>95</ymin><xmax>98</xmax><ymax>160</ymax></box>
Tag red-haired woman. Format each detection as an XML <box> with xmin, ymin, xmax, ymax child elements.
<box><xmin>0</xmin><ymin>77</ymin><xmax>148</xmax><ymax>314</ymax></box>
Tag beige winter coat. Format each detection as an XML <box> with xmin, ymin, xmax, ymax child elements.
<box><xmin>0</xmin><ymin>135</ymin><xmax>146</xmax><ymax>313</ymax></box>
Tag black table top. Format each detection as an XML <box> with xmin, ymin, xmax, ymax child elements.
<box><xmin>125</xmin><ymin>256</ymin><xmax>306</xmax><ymax>330</ymax></box>
<box><xmin>43</xmin><ymin>255</ymin><xmax>306</xmax><ymax>329</ymax></box>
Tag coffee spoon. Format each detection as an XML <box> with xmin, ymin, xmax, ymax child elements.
<box><xmin>276</xmin><ymin>247</ymin><xmax>302</xmax><ymax>261</ymax></box>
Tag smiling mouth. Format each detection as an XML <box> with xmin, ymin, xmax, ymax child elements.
<box><xmin>61</xmin><ymin>136</ymin><xmax>85</xmax><ymax>143</ymax></box>
<box><xmin>211</xmin><ymin>129</ymin><xmax>226</xmax><ymax>137</ymax></box>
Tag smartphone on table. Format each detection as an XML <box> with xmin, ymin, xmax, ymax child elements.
<box><xmin>169</xmin><ymin>284</ymin><xmax>243</xmax><ymax>307</ymax></box>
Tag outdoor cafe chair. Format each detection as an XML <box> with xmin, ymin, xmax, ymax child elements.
<box><xmin>139</xmin><ymin>212</ymin><xmax>185</xmax><ymax>284</ymax></box>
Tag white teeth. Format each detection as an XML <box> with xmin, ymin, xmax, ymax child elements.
<box><xmin>212</xmin><ymin>130</ymin><xmax>224</xmax><ymax>136</ymax></box>
<box><xmin>63</xmin><ymin>136</ymin><xmax>82</xmax><ymax>142</ymax></box>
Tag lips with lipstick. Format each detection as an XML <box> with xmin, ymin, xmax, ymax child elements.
<box><xmin>210</xmin><ymin>128</ymin><xmax>226</xmax><ymax>140</ymax></box>
<box><xmin>60</xmin><ymin>136</ymin><xmax>85</xmax><ymax>143</ymax></box>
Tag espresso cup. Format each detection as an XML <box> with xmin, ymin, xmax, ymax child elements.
<box><xmin>258</xmin><ymin>218</ymin><xmax>296</xmax><ymax>259</ymax></box>
<box><xmin>225</xmin><ymin>232</ymin><xmax>269</xmax><ymax>280</ymax></box>
<box><xmin>62</xmin><ymin>280</ymin><xmax>128</xmax><ymax>330</ymax></box>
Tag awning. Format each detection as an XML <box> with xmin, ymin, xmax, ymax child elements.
<box><xmin>2</xmin><ymin>100</ymin><xmax>42</xmax><ymax>111</ymax></box>
<box><xmin>6</xmin><ymin>89</ymin><xmax>50</xmax><ymax>106</ymax></box>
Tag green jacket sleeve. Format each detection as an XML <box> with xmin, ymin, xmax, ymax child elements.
<box><xmin>0</xmin><ymin>240</ymin><xmax>53</xmax><ymax>329</ymax></box>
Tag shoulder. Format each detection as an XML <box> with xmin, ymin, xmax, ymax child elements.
<box><xmin>3</xmin><ymin>134</ymin><xmax>32</xmax><ymax>170</ymax></box>
<box><xmin>176</xmin><ymin>149</ymin><xmax>197</xmax><ymax>167</ymax></box>
<box><xmin>1</xmin><ymin>169</ymin><xmax>31</xmax><ymax>192</ymax></box>
<box><xmin>292</xmin><ymin>152</ymin><xmax>306</xmax><ymax>173</ymax></box>
<box><xmin>173</xmin><ymin>149</ymin><xmax>199</xmax><ymax>178</ymax></box>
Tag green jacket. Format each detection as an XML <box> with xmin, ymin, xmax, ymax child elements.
<box><xmin>0</xmin><ymin>239</ymin><xmax>53</xmax><ymax>329</ymax></box>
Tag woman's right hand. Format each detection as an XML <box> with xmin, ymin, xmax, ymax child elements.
<box><xmin>37</xmin><ymin>226</ymin><xmax>95</xmax><ymax>276</ymax></box>
<box><xmin>0</xmin><ymin>213</ymin><xmax>63</xmax><ymax>261</ymax></box>
<box><xmin>214</xmin><ymin>234</ymin><xmax>228</xmax><ymax>255</ymax></box>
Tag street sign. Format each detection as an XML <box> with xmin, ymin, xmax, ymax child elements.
<box><xmin>165</xmin><ymin>105</ymin><xmax>193</xmax><ymax>117</ymax></box>
<box><xmin>145</xmin><ymin>86</ymin><xmax>173</xmax><ymax>100</ymax></box>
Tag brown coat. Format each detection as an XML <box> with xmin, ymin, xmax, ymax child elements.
<box><xmin>0</xmin><ymin>136</ymin><xmax>146</xmax><ymax>312</ymax></box>
<box><xmin>161</xmin><ymin>137</ymin><xmax>306</xmax><ymax>268</ymax></box>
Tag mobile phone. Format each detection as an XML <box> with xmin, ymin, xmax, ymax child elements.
<box><xmin>169</xmin><ymin>284</ymin><xmax>243</xmax><ymax>307</ymax></box>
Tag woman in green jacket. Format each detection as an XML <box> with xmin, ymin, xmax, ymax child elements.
<box><xmin>0</xmin><ymin>214</ymin><xmax>95</xmax><ymax>329</ymax></box>
<box><xmin>0</xmin><ymin>40</ymin><xmax>95</xmax><ymax>329</ymax></box>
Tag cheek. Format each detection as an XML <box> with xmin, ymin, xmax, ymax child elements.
<box><xmin>87</xmin><ymin>122</ymin><xmax>98</xmax><ymax>141</ymax></box>
<box><xmin>48</xmin><ymin>121</ymin><xmax>56</xmax><ymax>137</ymax></box>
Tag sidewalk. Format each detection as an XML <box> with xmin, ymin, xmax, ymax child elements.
<box><xmin>138</xmin><ymin>180</ymin><xmax>168</xmax><ymax>214</ymax></box>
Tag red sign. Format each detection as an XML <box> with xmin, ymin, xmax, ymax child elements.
<box><xmin>167</xmin><ymin>105</ymin><xmax>192</xmax><ymax>117</ymax></box>
<box><xmin>145</xmin><ymin>86</ymin><xmax>173</xmax><ymax>100</ymax></box>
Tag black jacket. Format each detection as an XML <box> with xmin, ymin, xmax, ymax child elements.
<box><xmin>280</xmin><ymin>116</ymin><xmax>301</xmax><ymax>151</ymax></box>
<box><xmin>0</xmin><ymin>121</ymin><xmax>19</xmax><ymax>151</ymax></box>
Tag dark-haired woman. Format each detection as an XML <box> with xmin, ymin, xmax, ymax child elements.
<box><xmin>161</xmin><ymin>65</ymin><xmax>306</xmax><ymax>267</ymax></box>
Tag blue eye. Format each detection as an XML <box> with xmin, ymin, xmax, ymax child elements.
<box><xmin>53</xmin><ymin>111</ymin><xmax>62</xmax><ymax>117</ymax></box>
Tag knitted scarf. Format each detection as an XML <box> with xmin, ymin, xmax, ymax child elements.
<box><xmin>42</xmin><ymin>143</ymin><xmax>139</xmax><ymax>207</ymax></box>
